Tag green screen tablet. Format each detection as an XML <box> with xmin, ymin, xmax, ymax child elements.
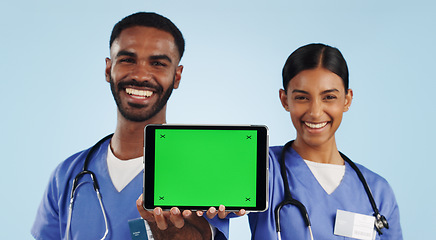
<box><xmin>143</xmin><ymin>124</ymin><xmax>269</xmax><ymax>211</ymax></box>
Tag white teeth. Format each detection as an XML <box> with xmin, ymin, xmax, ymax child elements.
<box><xmin>126</xmin><ymin>88</ymin><xmax>153</xmax><ymax>98</ymax></box>
<box><xmin>305</xmin><ymin>122</ymin><xmax>328</xmax><ymax>129</ymax></box>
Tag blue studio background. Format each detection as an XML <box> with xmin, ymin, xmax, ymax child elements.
<box><xmin>1</xmin><ymin>0</ymin><xmax>435</xmax><ymax>239</ymax></box>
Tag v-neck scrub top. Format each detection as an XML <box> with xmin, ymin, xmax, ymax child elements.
<box><xmin>247</xmin><ymin>146</ymin><xmax>403</xmax><ymax>240</ymax></box>
<box><xmin>31</xmin><ymin>137</ymin><xmax>228</xmax><ymax>239</ymax></box>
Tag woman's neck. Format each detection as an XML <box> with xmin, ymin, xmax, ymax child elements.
<box><xmin>292</xmin><ymin>138</ymin><xmax>344</xmax><ymax>165</ymax></box>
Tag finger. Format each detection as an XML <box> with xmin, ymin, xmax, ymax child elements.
<box><xmin>154</xmin><ymin>207</ymin><xmax>168</xmax><ymax>230</ymax></box>
<box><xmin>234</xmin><ymin>209</ymin><xmax>246</xmax><ymax>216</ymax></box>
<box><xmin>218</xmin><ymin>205</ymin><xmax>228</xmax><ymax>219</ymax></box>
<box><xmin>136</xmin><ymin>195</ymin><xmax>155</xmax><ymax>222</ymax></box>
<box><xmin>182</xmin><ymin>210</ymin><xmax>192</xmax><ymax>218</ymax></box>
<box><xmin>196</xmin><ymin>210</ymin><xmax>204</xmax><ymax>217</ymax></box>
<box><xmin>169</xmin><ymin>207</ymin><xmax>184</xmax><ymax>229</ymax></box>
<box><xmin>205</xmin><ymin>207</ymin><xmax>218</xmax><ymax>219</ymax></box>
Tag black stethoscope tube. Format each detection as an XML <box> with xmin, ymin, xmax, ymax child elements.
<box><xmin>66</xmin><ymin>133</ymin><xmax>114</xmax><ymax>240</ymax></box>
<box><xmin>82</xmin><ymin>134</ymin><xmax>114</xmax><ymax>172</ymax></box>
<box><xmin>70</xmin><ymin>133</ymin><xmax>114</xmax><ymax>201</ymax></box>
<box><xmin>339</xmin><ymin>152</ymin><xmax>389</xmax><ymax>235</ymax></box>
<box><xmin>275</xmin><ymin>141</ymin><xmax>311</xmax><ymax>232</ymax></box>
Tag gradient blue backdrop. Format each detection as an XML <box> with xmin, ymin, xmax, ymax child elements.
<box><xmin>1</xmin><ymin>0</ymin><xmax>435</xmax><ymax>239</ymax></box>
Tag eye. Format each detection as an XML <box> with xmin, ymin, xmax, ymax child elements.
<box><xmin>324</xmin><ymin>95</ymin><xmax>337</xmax><ymax>100</ymax></box>
<box><xmin>294</xmin><ymin>96</ymin><xmax>309</xmax><ymax>101</ymax></box>
<box><xmin>151</xmin><ymin>61</ymin><xmax>167</xmax><ymax>67</ymax></box>
<box><xmin>119</xmin><ymin>58</ymin><xmax>135</xmax><ymax>64</ymax></box>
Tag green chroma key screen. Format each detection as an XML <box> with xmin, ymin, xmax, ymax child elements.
<box><xmin>143</xmin><ymin>125</ymin><xmax>268</xmax><ymax>211</ymax></box>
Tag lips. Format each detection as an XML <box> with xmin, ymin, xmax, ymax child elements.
<box><xmin>118</xmin><ymin>80</ymin><xmax>162</xmax><ymax>101</ymax></box>
<box><xmin>304</xmin><ymin>121</ymin><xmax>328</xmax><ymax>129</ymax></box>
<box><xmin>125</xmin><ymin>88</ymin><xmax>153</xmax><ymax>99</ymax></box>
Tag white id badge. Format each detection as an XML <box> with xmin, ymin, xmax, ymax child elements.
<box><xmin>334</xmin><ymin>209</ymin><xmax>377</xmax><ymax>240</ymax></box>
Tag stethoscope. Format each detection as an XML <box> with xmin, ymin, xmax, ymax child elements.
<box><xmin>65</xmin><ymin>134</ymin><xmax>114</xmax><ymax>240</ymax></box>
<box><xmin>274</xmin><ymin>140</ymin><xmax>389</xmax><ymax>240</ymax></box>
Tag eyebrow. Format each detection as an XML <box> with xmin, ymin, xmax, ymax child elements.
<box><xmin>116</xmin><ymin>50</ymin><xmax>136</xmax><ymax>58</ymax></box>
<box><xmin>149</xmin><ymin>54</ymin><xmax>172</xmax><ymax>63</ymax></box>
<box><xmin>292</xmin><ymin>89</ymin><xmax>340</xmax><ymax>94</ymax></box>
<box><xmin>292</xmin><ymin>89</ymin><xmax>309</xmax><ymax>94</ymax></box>
<box><xmin>321</xmin><ymin>89</ymin><xmax>340</xmax><ymax>94</ymax></box>
<box><xmin>116</xmin><ymin>51</ymin><xmax>172</xmax><ymax>63</ymax></box>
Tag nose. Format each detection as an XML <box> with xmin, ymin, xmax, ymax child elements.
<box><xmin>309</xmin><ymin>99</ymin><xmax>323</xmax><ymax>118</ymax></box>
<box><xmin>130</xmin><ymin>62</ymin><xmax>152</xmax><ymax>82</ymax></box>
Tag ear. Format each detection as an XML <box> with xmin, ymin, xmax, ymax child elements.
<box><xmin>173</xmin><ymin>65</ymin><xmax>183</xmax><ymax>89</ymax></box>
<box><xmin>105</xmin><ymin>57</ymin><xmax>112</xmax><ymax>83</ymax></box>
<box><xmin>343</xmin><ymin>88</ymin><xmax>353</xmax><ymax>112</ymax></box>
<box><xmin>279</xmin><ymin>89</ymin><xmax>290</xmax><ymax>112</ymax></box>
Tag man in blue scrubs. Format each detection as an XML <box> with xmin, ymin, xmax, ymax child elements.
<box><xmin>31</xmin><ymin>12</ymin><xmax>224</xmax><ymax>239</ymax></box>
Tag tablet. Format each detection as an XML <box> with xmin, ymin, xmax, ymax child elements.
<box><xmin>143</xmin><ymin>124</ymin><xmax>269</xmax><ymax>211</ymax></box>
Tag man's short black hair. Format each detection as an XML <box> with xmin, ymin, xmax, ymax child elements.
<box><xmin>109</xmin><ymin>12</ymin><xmax>185</xmax><ymax>60</ymax></box>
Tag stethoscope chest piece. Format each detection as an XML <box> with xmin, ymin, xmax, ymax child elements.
<box><xmin>375</xmin><ymin>213</ymin><xmax>389</xmax><ymax>235</ymax></box>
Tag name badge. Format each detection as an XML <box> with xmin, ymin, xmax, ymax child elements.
<box><xmin>334</xmin><ymin>209</ymin><xmax>376</xmax><ymax>240</ymax></box>
<box><xmin>128</xmin><ymin>218</ymin><xmax>149</xmax><ymax>240</ymax></box>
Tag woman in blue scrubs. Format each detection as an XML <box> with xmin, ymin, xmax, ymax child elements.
<box><xmin>248</xmin><ymin>43</ymin><xmax>403</xmax><ymax>239</ymax></box>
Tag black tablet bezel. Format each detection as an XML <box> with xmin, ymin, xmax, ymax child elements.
<box><xmin>143</xmin><ymin>124</ymin><xmax>269</xmax><ymax>211</ymax></box>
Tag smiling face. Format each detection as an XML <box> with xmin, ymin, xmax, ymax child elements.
<box><xmin>105</xmin><ymin>26</ymin><xmax>183</xmax><ymax>122</ymax></box>
<box><xmin>279</xmin><ymin>67</ymin><xmax>353</xmax><ymax>149</ymax></box>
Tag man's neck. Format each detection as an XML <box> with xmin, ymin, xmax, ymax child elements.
<box><xmin>111</xmin><ymin>113</ymin><xmax>166</xmax><ymax>160</ymax></box>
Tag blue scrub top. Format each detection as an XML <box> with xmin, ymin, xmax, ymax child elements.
<box><xmin>32</xmin><ymin>137</ymin><xmax>228</xmax><ymax>239</ymax></box>
<box><xmin>247</xmin><ymin>146</ymin><xmax>403</xmax><ymax>240</ymax></box>
<box><xmin>31</xmin><ymin>139</ymin><xmax>143</xmax><ymax>239</ymax></box>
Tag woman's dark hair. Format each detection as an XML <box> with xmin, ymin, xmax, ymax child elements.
<box><xmin>109</xmin><ymin>12</ymin><xmax>185</xmax><ymax>60</ymax></box>
<box><xmin>282</xmin><ymin>43</ymin><xmax>349</xmax><ymax>93</ymax></box>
